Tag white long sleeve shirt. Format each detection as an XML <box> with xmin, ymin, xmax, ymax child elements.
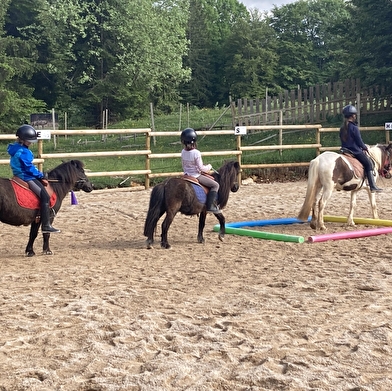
<box><xmin>181</xmin><ymin>148</ymin><xmax>212</xmax><ymax>178</ymax></box>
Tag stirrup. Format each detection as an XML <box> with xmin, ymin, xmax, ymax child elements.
<box><xmin>207</xmin><ymin>206</ymin><xmax>221</xmax><ymax>214</ymax></box>
<box><xmin>42</xmin><ymin>226</ymin><xmax>61</xmax><ymax>233</ymax></box>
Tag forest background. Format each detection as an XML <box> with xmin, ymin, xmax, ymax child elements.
<box><xmin>0</xmin><ymin>0</ymin><xmax>391</xmax><ymax>132</ymax></box>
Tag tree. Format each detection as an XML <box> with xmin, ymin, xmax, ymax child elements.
<box><xmin>221</xmin><ymin>9</ymin><xmax>279</xmax><ymax>100</ymax></box>
<box><xmin>342</xmin><ymin>0</ymin><xmax>392</xmax><ymax>90</ymax></box>
<box><xmin>0</xmin><ymin>0</ymin><xmax>46</xmax><ymax>130</ymax></box>
<box><xmin>5</xmin><ymin>0</ymin><xmax>190</xmax><ymax>126</ymax></box>
<box><xmin>269</xmin><ymin>0</ymin><xmax>349</xmax><ymax>90</ymax></box>
<box><xmin>180</xmin><ymin>0</ymin><xmax>249</xmax><ymax>107</ymax></box>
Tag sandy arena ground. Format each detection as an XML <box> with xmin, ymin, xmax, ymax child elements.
<box><xmin>1</xmin><ymin>176</ymin><xmax>392</xmax><ymax>390</ymax></box>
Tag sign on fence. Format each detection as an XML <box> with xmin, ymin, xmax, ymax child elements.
<box><xmin>235</xmin><ymin>126</ymin><xmax>247</xmax><ymax>135</ymax></box>
<box><xmin>37</xmin><ymin>129</ymin><xmax>51</xmax><ymax>140</ymax></box>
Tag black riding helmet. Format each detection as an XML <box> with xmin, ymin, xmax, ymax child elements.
<box><xmin>16</xmin><ymin>124</ymin><xmax>38</xmax><ymax>143</ymax></box>
<box><xmin>342</xmin><ymin>105</ymin><xmax>357</xmax><ymax>118</ymax></box>
<box><xmin>181</xmin><ymin>128</ymin><xmax>197</xmax><ymax>145</ymax></box>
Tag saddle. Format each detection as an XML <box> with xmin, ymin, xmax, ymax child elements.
<box><xmin>10</xmin><ymin>177</ymin><xmax>57</xmax><ymax>210</ymax></box>
<box><xmin>182</xmin><ymin>173</ymin><xmax>216</xmax><ymax>204</ymax></box>
<box><xmin>339</xmin><ymin>149</ymin><xmax>366</xmax><ymax>178</ymax></box>
<box><xmin>182</xmin><ymin>173</ymin><xmax>214</xmax><ymax>194</ymax></box>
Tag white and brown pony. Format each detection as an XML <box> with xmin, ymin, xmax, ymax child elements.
<box><xmin>298</xmin><ymin>144</ymin><xmax>392</xmax><ymax>230</ymax></box>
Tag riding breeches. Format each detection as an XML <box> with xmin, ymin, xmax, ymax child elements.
<box><xmin>353</xmin><ymin>152</ymin><xmax>373</xmax><ymax>171</ymax></box>
<box><xmin>27</xmin><ymin>179</ymin><xmax>50</xmax><ymax>203</ymax></box>
<box><xmin>197</xmin><ymin>174</ymin><xmax>219</xmax><ymax>192</ymax></box>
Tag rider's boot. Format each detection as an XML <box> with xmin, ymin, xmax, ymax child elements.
<box><xmin>41</xmin><ymin>202</ymin><xmax>61</xmax><ymax>233</ymax></box>
<box><xmin>366</xmin><ymin>169</ymin><xmax>383</xmax><ymax>192</ymax></box>
<box><xmin>206</xmin><ymin>190</ymin><xmax>221</xmax><ymax>214</ymax></box>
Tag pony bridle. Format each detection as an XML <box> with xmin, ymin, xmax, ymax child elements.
<box><xmin>48</xmin><ymin>177</ymin><xmax>88</xmax><ymax>189</ymax></box>
<box><xmin>379</xmin><ymin>149</ymin><xmax>392</xmax><ymax>179</ymax></box>
<box><xmin>74</xmin><ymin>178</ymin><xmax>89</xmax><ymax>189</ymax></box>
<box><xmin>382</xmin><ymin>160</ymin><xmax>392</xmax><ymax>179</ymax></box>
<box><xmin>368</xmin><ymin>148</ymin><xmax>392</xmax><ymax>179</ymax></box>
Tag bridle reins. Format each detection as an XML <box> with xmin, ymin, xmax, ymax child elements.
<box><xmin>47</xmin><ymin>177</ymin><xmax>88</xmax><ymax>189</ymax></box>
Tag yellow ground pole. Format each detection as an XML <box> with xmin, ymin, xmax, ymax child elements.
<box><xmin>324</xmin><ymin>215</ymin><xmax>392</xmax><ymax>226</ymax></box>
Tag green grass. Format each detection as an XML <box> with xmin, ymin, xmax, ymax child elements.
<box><xmin>0</xmin><ymin>107</ymin><xmax>389</xmax><ymax>188</ymax></box>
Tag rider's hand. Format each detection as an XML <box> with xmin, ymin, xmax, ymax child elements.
<box><xmin>41</xmin><ymin>179</ymin><xmax>49</xmax><ymax>186</ymax></box>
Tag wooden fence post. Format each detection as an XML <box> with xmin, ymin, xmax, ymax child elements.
<box><xmin>145</xmin><ymin>131</ymin><xmax>151</xmax><ymax>189</ymax></box>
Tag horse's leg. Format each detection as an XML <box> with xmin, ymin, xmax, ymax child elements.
<box><xmin>366</xmin><ymin>190</ymin><xmax>379</xmax><ymax>219</ymax></box>
<box><xmin>310</xmin><ymin>183</ymin><xmax>322</xmax><ymax>230</ymax></box>
<box><xmin>310</xmin><ymin>193</ymin><xmax>319</xmax><ymax>230</ymax></box>
<box><xmin>197</xmin><ymin>211</ymin><xmax>207</xmax><ymax>243</ymax></box>
<box><xmin>146</xmin><ymin>210</ymin><xmax>165</xmax><ymax>249</ymax></box>
<box><xmin>345</xmin><ymin>191</ymin><xmax>358</xmax><ymax>226</ymax></box>
<box><xmin>160</xmin><ymin>211</ymin><xmax>177</xmax><ymax>249</ymax></box>
<box><xmin>42</xmin><ymin>232</ymin><xmax>52</xmax><ymax>255</ymax></box>
<box><xmin>215</xmin><ymin>212</ymin><xmax>225</xmax><ymax>242</ymax></box>
<box><xmin>25</xmin><ymin>222</ymin><xmax>40</xmax><ymax>257</ymax></box>
<box><xmin>317</xmin><ymin>186</ymin><xmax>333</xmax><ymax>230</ymax></box>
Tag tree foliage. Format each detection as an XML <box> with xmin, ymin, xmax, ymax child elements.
<box><xmin>342</xmin><ymin>0</ymin><xmax>392</xmax><ymax>89</ymax></box>
<box><xmin>268</xmin><ymin>0</ymin><xmax>349</xmax><ymax>90</ymax></box>
<box><xmin>0</xmin><ymin>0</ymin><xmax>391</xmax><ymax>129</ymax></box>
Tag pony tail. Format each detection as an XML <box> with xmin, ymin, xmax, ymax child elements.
<box><xmin>298</xmin><ymin>158</ymin><xmax>319</xmax><ymax>221</ymax></box>
<box><xmin>143</xmin><ymin>183</ymin><xmax>165</xmax><ymax>238</ymax></box>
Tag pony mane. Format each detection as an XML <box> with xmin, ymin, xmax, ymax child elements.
<box><xmin>46</xmin><ymin>160</ymin><xmax>84</xmax><ymax>189</ymax></box>
<box><xmin>370</xmin><ymin>144</ymin><xmax>392</xmax><ymax>170</ymax></box>
<box><xmin>214</xmin><ymin>160</ymin><xmax>240</xmax><ymax>209</ymax></box>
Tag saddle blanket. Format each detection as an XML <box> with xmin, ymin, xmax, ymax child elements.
<box><xmin>11</xmin><ymin>179</ymin><xmax>57</xmax><ymax>210</ymax></box>
<box><xmin>182</xmin><ymin>175</ymin><xmax>208</xmax><ymax>204</ymax></box>
<box><xmin>191</xmin><ymin>183</ymin><xmax>207</xmax><ymax>204</ymax></box>
<box><xmin>340</xmin><ymin>153</ymin><xmax>364</xmax><ymax>178</ymax></box>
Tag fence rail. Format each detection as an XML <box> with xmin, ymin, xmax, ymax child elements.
<box><xmin>235</xmin><ymin>79</ymin><xmax>392</xmax><ymax>126</ymax></box>
<box><xmin>0</xmin><ymin>125</ymin><xmax>389</xmax><ymax>189</ymax></box>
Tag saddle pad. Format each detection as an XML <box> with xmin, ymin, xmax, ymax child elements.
<box><xmin>182</xmin><ymin>175</ymin><xmax>209</xmax><ymax>193</ymax></box>
<box><xmin>11</xmin><ymin>180</ymin><xmax>57</xmax><ymax>210</ymax></box>
<box><xmin>191</xmin><ymin>183</ymin><xmax>207</xmax><ymax>204</ymax></box>
<box><xmin>340</xmin><ymin>154</ymin><xmax>364</xmax><ymax>178</ymax></box>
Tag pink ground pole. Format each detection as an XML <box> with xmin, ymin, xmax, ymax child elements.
<box><xmin>308</xmin><ymin>226</ymin><xmax>392</xmax><ymax>243</ymax></box>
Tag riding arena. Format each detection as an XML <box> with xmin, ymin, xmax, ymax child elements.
<box><xmin>1</xmin><ymin>125</ymin><xmax>392</xmax><ymax>390</ymax></box>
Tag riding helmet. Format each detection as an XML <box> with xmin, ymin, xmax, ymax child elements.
<box><xmin>181</xmin><ymin>128</ymin><xmax>197</xmax><ymax>145</ymax></box>
<box><xmin>16</xmin><ymin>124</ymin><xmax>38</xmax><ymax>143</ymax></box>
<box><xmin>342</xmin><ymin>105</ymin><xmax>357</xmax><ymax>118</ymax></box>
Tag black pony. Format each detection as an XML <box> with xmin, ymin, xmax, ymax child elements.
<box><xmin>144</xmin><ymin>160</ymin><xmax>240</xmax><ymax>249</ymax></box>
<box><xmin>0</xmin><ymin>160</ymin><xmax>93</xmax><ymax>256</ymax></box>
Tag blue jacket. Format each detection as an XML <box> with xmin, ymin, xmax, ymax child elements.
<box><xmin>7</xmin><ymin>142</ymin><xmax>44</xmax><ymax>181</ymax></box>
<box><xmin>340</xmin><ymin>121</ymin><xmax>368</xmax><ymax>154</ymax></box>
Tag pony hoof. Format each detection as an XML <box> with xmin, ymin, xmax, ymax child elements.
<box><xmin>218</xmin><ymin>234</ymin><xmax>224</xmax><ymax>242</ymax></box>
<box><xmin>161</xmin><ymin>243</ymin><xmax>171</xmax><ymax>249</ymax></box>
<box><xmin>146</xmin><ymin>240</ymin><xmax>153</xmax><ymax>249</ymax></box>
<box><xmin>43</xmin><ymin>250</ymin><xmax>53</xmax><ymax>255</ymax></box>
<box><xmin>25</xmin><ymin>251</ymin><xmax>35</xmax><ymax>257</ymax></box>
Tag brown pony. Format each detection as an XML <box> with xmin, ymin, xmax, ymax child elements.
<box><xmin>0</xmin><ymin>160</ymin><xmax>93</xmax><ymax>256</ymax></box>
<box><xmin>144</xmin><ymin>160</ymin><xmax>240</xmax><ymax>249</ymax></box>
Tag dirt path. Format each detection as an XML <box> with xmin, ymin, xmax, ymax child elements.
<box><xmin>1</xmin><ymin>178</ymin><xmax>392</xmax><ymax>390</ymax></box>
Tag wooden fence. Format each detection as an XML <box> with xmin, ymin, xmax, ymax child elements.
<box><xmin>0</xmin><ymin>124</ymin><xmax>389</xmax><ymax>189</ymax></box>
<box><xmin>234</xmin><ymin>79</ymin><xmax>392</xmax><ymax>126</ymax></box>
